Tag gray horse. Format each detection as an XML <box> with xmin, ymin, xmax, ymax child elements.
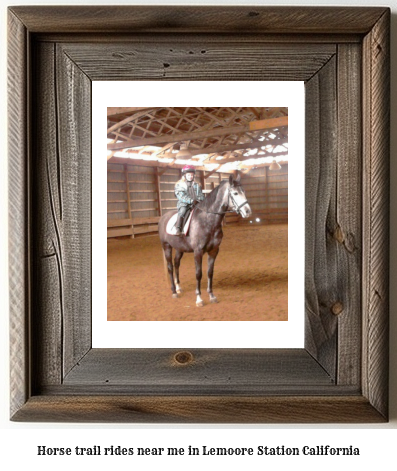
<box><xmin>158</xmin><ymin>174</ymin><xmax>252</xmax><ymax>307</ymax></box>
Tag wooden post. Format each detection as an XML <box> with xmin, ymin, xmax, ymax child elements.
<box><xmin>199</xmin><ymin>170</ymin><xmax>205</xmax><ymax>192</ymax></box>
<box><xmin>124</xmin><ymin>164</ymin><xmax>134</xmax><ymax>238</ymax></box>
<box><xmin>155</xmin><ymin>166</ymin><xmax>162</xmax><ymax>216</ymax></box>
<box><xmin>264</xmin><ymin>165</ymin><xmax>269</xmax><ymax>223</ymax></box>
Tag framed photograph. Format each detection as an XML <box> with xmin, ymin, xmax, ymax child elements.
<box><xmin>8</xmin><ymin>6</ymin><xmax>390</xmax><ymax>423</ymax></box>
<box><xmin>96</xmin><ymin>85</ymin><xmax>304</xmax><ymax>348</ymax></box>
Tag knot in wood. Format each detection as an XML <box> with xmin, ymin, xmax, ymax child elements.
<box><xmin>174</xmin><ymin>351</ymin><xmax>194</xmax><ymax>365</ymax></box>
<box><xmin>331</xmin><ymin>302</ymin><xmax>344</xmax><ymax>316</ymax></box>
<box><xmin>333</xmin><ymin>225</ymin><xmax>344</xmax><ymax>244</ymax></box>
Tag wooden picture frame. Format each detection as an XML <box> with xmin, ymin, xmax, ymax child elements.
<box><xmin>8</xmin><ymin>6</ymin><xmax>390</xmax><ymax>423</ymax></box>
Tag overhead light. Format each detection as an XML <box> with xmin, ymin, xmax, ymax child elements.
<box><xmin>269</xmin><ymin>159</ymin><xmax>282</xmax><ymax>171</ymax></box>
<box><xmin>176</xmin><ymin>142</ymin><xmax>192</xmax><ymax>159</ymax></box>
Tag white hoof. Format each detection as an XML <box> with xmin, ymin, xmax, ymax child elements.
<box><xmin>196</xmin><ymin>301</ymin><xmax>204</xmax><ymax>307</ymax></box>
<box><xmin>176</xmin><ymin>283</ymin><xmax>182</xmax><ymax>294</ymax></box>
<box><xmin>172</xmin><ymin>293</ymin><xmax>179</xmax><ymax>299</ymax></box>
<box><xmin>210</xmin><ymin>297</ymin><xmax>218</xmax><ymax>304</ymax></box>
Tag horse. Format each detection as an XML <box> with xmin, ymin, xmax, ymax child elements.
<box><xmin>158</xmin><ymin>173</ymin><xmax>252</xmax><ymax>307</ymax></box>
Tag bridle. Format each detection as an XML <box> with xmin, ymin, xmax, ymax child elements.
<box><xmin>197</xmin><ymin>184</ymin><xmax>249</xmax><ymax>216</ymax></box>
<box><xmin>228</xmin><ymin>184</ymin><xmax>250</xmax><ymax>215</ymax></box>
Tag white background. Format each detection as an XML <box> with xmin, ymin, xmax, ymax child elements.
<box><xmin>1</xmin><ymin>0</ymin><xmax>396</xmax><ymax>470</ymax></box>
<box><xmin>93</xmin><ymin>81</ymin><xmax>305</xmax><ymax>348</ymax></box>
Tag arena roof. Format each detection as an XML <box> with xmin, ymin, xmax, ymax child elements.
<box><xmin>107</xmin><ymin>107</ymin><xmax>288</xmax><ymax>173</ymax></box>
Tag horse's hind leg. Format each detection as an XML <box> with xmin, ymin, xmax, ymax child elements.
<box><xmin>163</xmin><ymin>244</ymin><xmax>178</xmax><ymax>298</ymax></box>
<box><xmin>207</xmin><ymin>247</ymin><xmax>220</xmax><ymax>303</ymax></box>
<box><xmin>174</xmin><ymin>250</ymin><xmax>184</xmax><ymax>294</ymax></box>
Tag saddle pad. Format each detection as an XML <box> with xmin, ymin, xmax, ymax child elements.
<box><xmin>166</xmin><ymin>210</ymin><xmax>194</xmax><ymax>236</ymax></box>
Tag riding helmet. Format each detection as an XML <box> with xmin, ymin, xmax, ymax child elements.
<box><xmin>181</xmin><ymin>165</ymin><xmax>196</xmax><ymax>174</ymax></box>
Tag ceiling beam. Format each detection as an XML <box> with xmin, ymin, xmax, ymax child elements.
<box><xmin>107</xmin><ymin>107</ymin><xmax>157</xmax><ymax>117</ymax></box>
<box><xmin>238</xmin><ymin>160</ymin><xmax>288</xmax><ymax>172</ymax></box>
<box><xmin>188</xmin><ymin>137</ymin><xmax>288</xmax><ymax>156</ymax></box>
<box><xmin>249</xmin><ymin>107</ymin><xmax>261</xmax><ymax>119</ymax></box>
<box><xmin>107</xmin><ymin>156</ymin><xmax>236</xmax><ymax>173</ymax></box>
<box><xmin>107</xmin><ymin>109</ymin><xmax>161</xmax><ymax>134</ymax></box>
<box><xmin>207</xmin><ymin>150</ymin><xmax>288</xmax><ymax>164</ymax></box>
<box><xmin>204</xmin><ymin>166</ymin><xmax>221</xmax><ymax>179</ymax></box>
<box><xmin>108</xmin><ymin>116</ymin><xmax>288</xmax><ymax>151</ymax></box>
<box><xmin>248</xmin><ymin>116</ymin><xmax>288</xmax><ymax>131</ymax></box>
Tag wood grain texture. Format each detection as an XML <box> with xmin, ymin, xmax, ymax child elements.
<box><xmin>8</xmin><ymin>10</ymin><xmax>29</xmax><ymax>419</ymax></box>
<box><xmin>362</xmin><ymin>9</ymin><xmax>390</xmax><ymax>419</ymax></box>
<box><xmin>62</xmin><ymin>349</ymin><xmax>334</xmax><ymax>392</ymax></box>
<box><xmin>55</xmin><ymin>45</ymin><xmax>91</xmax><ymax>377</ymax></box>
<box><xmin>59</xmin><ymin>43</ymin><xmax>335</xmax><ymax>82</ymax></box>
<box><xmin>336</xmin><ymin>44</ymin><xmax>362</xmax><ymax>386</ymax></box>
<box><xmin>32</xmin><ymin>42</ymin><xmax>63</xmax><ymax>387</ymax></box>
<box><xmin>8</xmin><ymin>6</ymin><xmax>390</xmax><ymax>423</ymax></box>
<box><xmin>31</xmin><ymin>42</ymin><xmax>92</xmax><ymax>387</ymax></box>
<box><xmin>304</xmin><ymin>57</ymin><xmax>338</xmax><ymax>377</ymax></box>
<box><xmin>9</xmin><ymin>6</ymin><xmax>387</xmax><ymax>34</ymax></box>
<box><xmin>11</xmin><ymin>396</ymin><xmax>385</xmax><ymax>424</ymax></box>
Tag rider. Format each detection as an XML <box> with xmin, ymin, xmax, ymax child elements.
<box><xmin>174</xmin><ymin>165</ymin><xmax>204</xmax><ymax>236</ymax></box>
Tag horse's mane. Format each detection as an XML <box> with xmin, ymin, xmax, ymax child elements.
<box><xmin>198</xmin><ymin>180</ymin><xmax>227</xmax><ymax>210</ymax></box>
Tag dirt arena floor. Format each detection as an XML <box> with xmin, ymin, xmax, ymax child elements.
<box><xmin>107</xmin><ymin>223</ymin><xmax>288</xmax><ymax>321</ymax></box>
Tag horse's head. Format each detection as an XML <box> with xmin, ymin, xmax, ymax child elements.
<box><xmin>228</xmin><ymin>174</ymin><xmax>252</xmax><ymax>218</ymax></box>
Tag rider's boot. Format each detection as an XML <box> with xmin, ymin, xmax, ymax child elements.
<box><xmin>175</xmin><ymin>215</ymin><xmax>184</xmax><ymax>236</ymax></box>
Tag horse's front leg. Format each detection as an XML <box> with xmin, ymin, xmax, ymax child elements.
<box><xmin>194</xmin><ymin>249</ymin><xmax>204</xmax><ymax>307</ymax></box>
<box><xmin>163</xmin><ymin>244</ymin><xmax>178</xmax><ymax>298</ymax></box>
<box><xmin>207</xmin><ymin>247</ymin><xmax>219</xmax><ymax>303</ymax></box>
<box><xmin>174</xmin><ymin>250</ymin><xmax>184</xmax><ymax>294</ymax></box>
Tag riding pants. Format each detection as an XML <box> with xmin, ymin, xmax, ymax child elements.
<box><xmin>177</xmin><ymin>205</ymin><xmax>191</xmax><ymax>218</ymax></box>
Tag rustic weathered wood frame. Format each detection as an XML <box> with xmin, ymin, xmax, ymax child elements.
<box><xmin>8</xmin><ymin>6</ymin><xmax>390</xmax><ymax>423</ymax></box>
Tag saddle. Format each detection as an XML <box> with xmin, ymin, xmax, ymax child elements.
<box><xmin>166</xmin><ymin>209</ymin><xmax>194</xmax><ymax>236</ymax></box>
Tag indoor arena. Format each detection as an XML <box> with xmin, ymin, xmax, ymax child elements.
<box><xmin>107</xmin><ymin>107</ymin><xmax>288</xmax><ymax>321</ymax></box>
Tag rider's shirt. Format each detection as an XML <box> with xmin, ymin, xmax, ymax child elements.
<box><xmin>174</xmin><ymin>179</ymin><xmax>204</xmax><ymax>210</ymax></box>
